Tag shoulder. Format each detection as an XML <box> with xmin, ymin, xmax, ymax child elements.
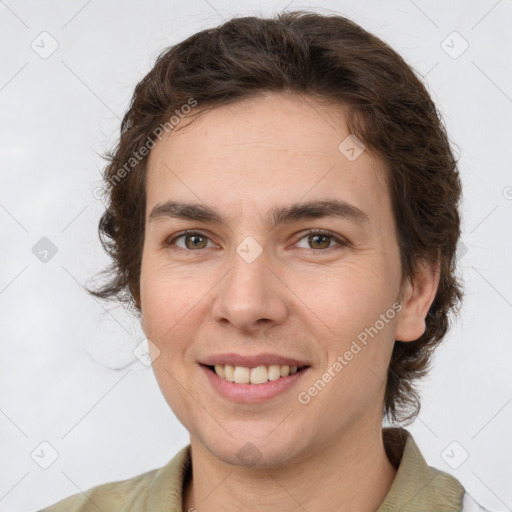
<box><xmin>381</xmin><ymin>428</ymin><xmax>496</xmax><ymax>512</ymax></box>
<box><xmin>38</xmin><ymin>467</ymin><xmax>160</xmax><ymax>511</ymax></box>
<box><xmin>37</xmin><ymin>444</ymin><xmax>191</xmax><ymax>512</ymax></box>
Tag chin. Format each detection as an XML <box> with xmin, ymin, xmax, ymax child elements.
<box><xmin>199</xmin><ymin>428</ymin><xmax>308</xmax><ymax>470</ymax></box>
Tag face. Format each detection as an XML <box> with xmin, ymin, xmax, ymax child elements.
<box><xmin>140</xmin><ymin>92</ymin><xmax>424</xmax><ymax>468</ymax></box>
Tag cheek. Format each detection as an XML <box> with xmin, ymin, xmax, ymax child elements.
<box><xmin>309</xmin><ymin>262</ymin><xmax>398</xmax><ymax>394</ymax></box>
<box><xmin>315</xmin><ymin>323</ymin><xmax>395</xmax><ymax>424</ymax></box>
<box><xmin>150</xmin><ymin>356</ymin><xmax>195</xmax><ymax>432</ymax></box>
<box><xmin>140</xmin><ymin>266</ymin><xmax>196</xmax><ymax>411</ymax></box>
<box><xmin>140</xmin><ymin>255</ymin><xmax>202</xmax><ymax>336</ymax></box>
<box><xmin>314</xmin><ymin>262</ymin><xmax>398</xmax><ymax>328</ymax></box>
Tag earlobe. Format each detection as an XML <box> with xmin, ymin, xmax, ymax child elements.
<box><xmin>395</xmin><ymin>258</ymin><xmax>440</xmax><ymax>342</ymax></box>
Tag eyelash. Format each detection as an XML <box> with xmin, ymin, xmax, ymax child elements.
<box><xmin>164</xmin><ymin>228</ymin><xmax>349</xmax><ymax>253</ymax></box>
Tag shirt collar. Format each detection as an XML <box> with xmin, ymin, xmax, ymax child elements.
<box><xmin>377</xmin><ymin>427</ymin><xmax>464</xmax><ymax>511</ymax></box>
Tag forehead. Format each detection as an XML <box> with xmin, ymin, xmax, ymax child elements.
<box><xmin>145</xmin><ymin>92</ymin><xmax>390</xmax><ymax>222</ymax></box>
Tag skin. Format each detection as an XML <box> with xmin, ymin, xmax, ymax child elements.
<box><xmin>140</xmin><ymin>91</ymin><xmax>439</xmax><ymax>512</ymax></box>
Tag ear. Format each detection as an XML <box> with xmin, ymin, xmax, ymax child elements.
<box><xmin>395</xmin><ymin>257</ymin><xmax>440</xmax><ymax>342</ymax></box>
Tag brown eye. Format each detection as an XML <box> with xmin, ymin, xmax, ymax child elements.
<box><xmin>166</xmin><ymin>231</ymin><xmax>214</xmax><ymax>251</ymax></box>
<box><xmin>307</xmin><ymin>233</ymin><xmax>331</xmax><ymax>249</ymax></box>
<box><xmin>295</xmin><ymin>229</ymin><xmax>346</xmax><ymax>251</ymax></box>
<box><xmin>183</xmin><ymin>234</ymin><xmax>208</xmax><ymax>250</ymax></box>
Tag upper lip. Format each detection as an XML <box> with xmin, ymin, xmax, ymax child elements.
<box><xmin>199</xmin><ymin>352</ymin><xmax>310</xmax><ymax>368</ymax></box>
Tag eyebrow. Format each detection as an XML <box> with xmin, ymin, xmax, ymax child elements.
<box><xmin>148</xmin><ymin>199</ymin><xmax>370</xmax><ymax>231</ymax></box>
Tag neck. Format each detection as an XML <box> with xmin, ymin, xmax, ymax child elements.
<box><xmin>182</xmin><ymin>419</ymin><xmax>397</xmax><ymax>512</ymax></box>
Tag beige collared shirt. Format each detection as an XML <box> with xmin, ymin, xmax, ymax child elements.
<box><xmin>39</xmin><ymin>427</ymin><xmax>491</xmax><ymax>511</ymax></box>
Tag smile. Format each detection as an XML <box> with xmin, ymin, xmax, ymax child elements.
<box><xmin>200</xmin><ymin>363</ymin><xmax>311</xmax><ymax>403</ymax></box>
<box><xmin>208</xmin><ymin>363</ymin><xmax>309</xmax><ymax>384</ymax></box>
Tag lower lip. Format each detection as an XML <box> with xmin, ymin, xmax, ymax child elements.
<box><xmin>200</xmin><ymin>365</ymin><xmax>310</xmax><ymax>403</ymax></box>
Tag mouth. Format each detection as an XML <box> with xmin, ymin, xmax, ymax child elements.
<box><xmin>202</xmin><ymin>363</ymin><xmax>310</xmax><ymax>384</ymax></box>
<box><xmin>199</xmin><ymin>362</ymin><xmax>311</xmax><ymax>403</ymax></box>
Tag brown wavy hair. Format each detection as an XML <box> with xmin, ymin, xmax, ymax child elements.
<box><xmin>87</xmin><ymin>10</ymin><xmax>463</xmax><ymax>425</ymax></box>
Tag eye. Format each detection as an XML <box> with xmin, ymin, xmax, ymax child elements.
<box><xmin>164</xmin><ymin>229</ymin><xmax>348</xmax><ymax>252</ymax></box>
<box><xmin>294</xmin><ymin>229</ymin><xmax>348</xmax><ymax>251</ymax></box>
<box><xmin>166</xmin><ymin>231</ymin><xmax>216</xmax><ymax>251</ymax></box>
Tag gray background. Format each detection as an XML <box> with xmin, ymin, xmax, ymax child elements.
<box><xmin>1</xmin><ymin>1</ymin><xmax>511</xmax><ymax>511</ymax></box>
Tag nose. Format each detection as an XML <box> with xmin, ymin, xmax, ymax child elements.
<box><xmin>210</xmin><ymin>245</ymin><xmax>288</xmax><ymax>333</ymax></box>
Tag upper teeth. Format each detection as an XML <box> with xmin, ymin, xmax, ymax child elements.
<box><xmin>213</xmin><ymin>364</ymin><xmax>300</xmax><ymax>384</ymax></box>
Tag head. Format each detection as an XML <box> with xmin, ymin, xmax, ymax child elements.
<box><xmin>88</xmin><ymin>11</ymin><xmax>462</xmax><ymax>459</ymax></box>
